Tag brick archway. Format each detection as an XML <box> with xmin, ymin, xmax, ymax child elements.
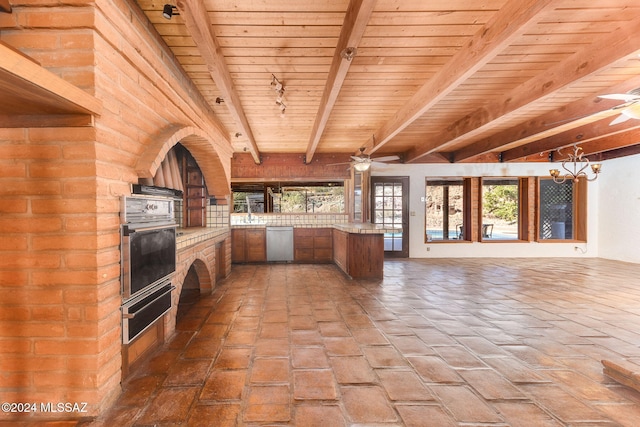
<box><xmin>135</xmin><ymin>125</ymin><xmax>232</xmax><ymax>198</ymax></box>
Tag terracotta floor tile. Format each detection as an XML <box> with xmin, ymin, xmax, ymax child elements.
<box><xmin>293</xmin><ymin>404</ymin><xmax>347</xmax><ymax>427</ymax></box>
<box><xmin>292</xmin><ymin>347</ymin><xmax>330</xmax><ymax>368</ymax></box>
<box><xmin>492</xmin><ymin>402</ymin><xmax>563</xmax><ymax>427</ymax></box>
<box><xmin>323</xmin><ymin>336</ymin><xmax>362</xmax><ymax>356</ymax></box>
<box><xmin>395</xmin><ymin>404</ymin><xmax>457</xmax><ymax>427</ymax></box>
<box><xmin>362</xmin><ymin>345</ymin><xmax>408</xmax><ymax>368</ymax></box>
<box><xmin>164</xmin><ymin>359</ymin><xmax>212</xmax><ymax>386</ymax></box>
<box><xmin>87</xmin><ymin>260</ymin><xmax>640</xmax><ymax>426</ymax></box>
<box><xmin>350</xmin><ymin>327</ymin><xmax>390</xmax><ymax>345</ymax></box>
<box><xmin>330</xmin><ymin>356</ymin><xmax>376</xmax><ymax>384</ymax></box>
<box><xmin>318</xmin><ymin>321</ymin><xmax>350</xmax><ymax>337</ymax></box>
<box><xmin>406</xmin><ymin>355</ymin><xmax>463</xmax><ymax>383</ymax></box>
<box><xmin>519</xmin><ymin>384</ymin><xmax>611</xmax><ymax>424</ymax></box>
<box><xmin>214</xmin><ymin>347</ymin><xmax>252</xmax><ymax>369</ymax></box>
<box><xmin>250</xmin><ymin>357</ymin><xmax>290</xmax><ymax>383</ymax></box>
<box><xmin>254</xmin><ymin>338</ymin><xmax>290</xmax><ymax>357</ymax></box>
<box><xmin>200</xmin><ymin>370</ymin><xmax>246</xmax><ymax>400</ymax></box>
<box><xmin>340</xmin><ymin>386</ymin><xmax>398</xmax><ymax>423</ymax></box>
<box><xmin>293</xmin><ymin>370</ymin><xmax>337</xmax><ymax>400</ymax></box>
<box><xmin>430</xmin><ymin>385</ymin><xmax>504</xmax><ymax>423</ymax></box>
<box><xmin>136</xmin><ymin>387</ymin><xmax>198</xmax><ymax>424</ymax></box>
<box><xmin>187</xmin><ymin>403</ymin><xmax>241</xmax><ymax>427</ymax></box>
<box><xmin>458</xmin><ymin>369</ymin><xmax>527</xmax><ymax>400</ymax></box>
<box><xmin>376</xmin><ymin>369</ymin><xmax>434</xmax><ymax>401</ymax></box>
<box><xmin>182</xmin><ymin>337</ymin><xmax>223</xmax><ymax>359</ymax></box>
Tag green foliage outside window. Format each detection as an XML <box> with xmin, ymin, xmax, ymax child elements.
<box><xmin>483</xmin><ymin>184</ymin><xmax>518</xmax><ymax>223</ymax></box>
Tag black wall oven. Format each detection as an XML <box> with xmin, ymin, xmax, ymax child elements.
<box><xmin>120</xmin><ymin>194</ymin><xmax>177</xmax><ymax>344</ymax></box>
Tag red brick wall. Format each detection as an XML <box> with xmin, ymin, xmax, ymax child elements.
<box><xmin>0</xmin><ymin>0</ymin><xmax>232</xmax><ymax>419</ymax></box>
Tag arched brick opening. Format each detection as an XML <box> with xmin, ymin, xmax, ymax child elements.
<box><xmin>135</xmin><ymin>125</ymin><xmax>233</xmax><ymax>199</ymax></box>
<box><xmin>175</xmin><ymin>258</ymin><xmax>213</xmax><ymax>323</ymax></box>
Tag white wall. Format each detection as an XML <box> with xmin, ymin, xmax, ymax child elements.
<box><xmin>597</xmin><ymin>153</ymin><xmax>640</xmax><ymax>263</ymax></box>
<box><xmin>372</xmin><ymin>161</ymin><xmax>600</xmax><ymax>259</ymax></box>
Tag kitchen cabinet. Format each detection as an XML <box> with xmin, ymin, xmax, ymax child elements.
<box><xmin>294</xmin><ymin>228</ymin><xmax>333</xmax><ymax>263</ymax></box>
<box><xmin>332</xmin><ymin>229</ymin><xmax>384</xmax><ymax>279</ymax></box>
<box><xmin>232</xmin><ymin>228</ymin><xmax>266</xmax><ymax>263</ymax></box>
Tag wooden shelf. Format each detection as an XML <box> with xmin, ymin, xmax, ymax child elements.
<box><xmin>0</xmin><ymin>41</ymin><xmax>102</xmax><ymax>127</ymax></box>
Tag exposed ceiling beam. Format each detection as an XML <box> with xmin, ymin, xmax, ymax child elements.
<box><xmin>177</xmin><ymin>0</ymin><xmax>261</xmax><ymax>164</ymax></box>
<box><xmin>406</xmin><ymin>13</ymin><xmax>640</xmax><ymax>163</ymax></box>
<box><xmin>363</xmin><ymin>0</ymin><xmax>557</xmax><ymax>157</ymax></box>
<box><xmin>590</xmin><ymin>143</ymin><xmax>640</xmax><ymax>161</ymax></box>
<box><xmin>0</xmin><ymin>0</ymin><xmax>10</xmax><ymax>13</ymax></box>
<box><xmin>305</xmin><ymin>0</ymin><xmax>377</xmax><ymax>164</ymax></box>
<box><xmin>503</xmin><ymin>123</ymin><xmax>640</xmax><ymax>162</ymax></box>
<box><xmin>452</xmin><ymin>75</ymin><xmax>640</xmax><ymax>162</ymax></box>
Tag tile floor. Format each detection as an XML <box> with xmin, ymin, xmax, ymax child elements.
<box><xmin>31</xmin><ymin>258</ymin><xmax>640</xmax><ymax>425</ymax></box>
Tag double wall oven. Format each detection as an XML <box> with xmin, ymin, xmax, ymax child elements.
<box><xmin>120</xmin><ymin>191</ymin><xmax>178</xmax><ymax>344</ymax></box>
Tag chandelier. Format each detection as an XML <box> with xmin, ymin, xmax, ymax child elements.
<box><xmin>549</xmin><ymin>144</ymin><xmax>601</xmax><ymax>183</ymax></box>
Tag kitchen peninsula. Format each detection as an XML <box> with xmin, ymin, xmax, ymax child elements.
<box><xmin>230</xmin><ymin>214</ymin><xmax>398</xmax><ymax>279</ymax></box>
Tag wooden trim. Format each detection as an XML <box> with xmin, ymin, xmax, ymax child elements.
<box><xmin>0</xmin><ymin>41</ymin><xmax>102</xmax><ymax>119</ymax></box>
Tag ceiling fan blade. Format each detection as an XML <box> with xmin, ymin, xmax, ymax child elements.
<box><xmin>599</xmin><ymin>94</ymin><xmax>640</xmax><ymax>102</ymax></box>
<box><xmin>351</xmin><ymin>156</ymin><xmax>370</xmax><ymax>163</ymax></box>
<box><xmin>371</xmin><ymin>155</ymin><xmax>400</xmax><ymax>162</ymax></box>
<box><xmin>327</xmin><ymin>161</ymin><xmax>352</xmax><ymax>166</ymax></box>
<box><xmin>609</xmin><ymin>113</ymin><xmax>631</xmax><ymax>126</ymax></box>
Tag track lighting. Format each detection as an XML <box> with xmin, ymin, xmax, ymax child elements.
<box><xmin>271</xmin><ymin>75</ymin><xmax>287</xmax><ymax>116</ymax></box>
<box><xmin>162</xmin><ymin>4</ymin><xmax>179</xmax><ymax>20</ymax></box>
<box><xmin>215</xmin><ymin>97</ymin><xmax>224</xmax><ymax>104</ymax></box>
<box><xmin>340</xmin><ymin>47</ymin><xmax>358</xmax><ymax>61</ymax></box>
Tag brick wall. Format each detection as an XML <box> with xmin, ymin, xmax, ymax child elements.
<box><xmin>0</xmin><ymin>0</ymin><xmax>233</xmax><ymax>419</ymax></box>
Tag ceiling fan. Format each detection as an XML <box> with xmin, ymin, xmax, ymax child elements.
<box><xmin>598</xmin><ymin>87</ymin><xmax>640</xmax><ymax>125</ymax></box>
<box><xmin>330</xmin><ymin>147</ymin><xmax>400</xmax><ymax>171</ymax></box>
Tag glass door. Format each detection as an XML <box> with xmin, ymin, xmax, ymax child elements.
<box><xmin>371</xmin><ymin>177</ymin><xmax>409</xmax><ymax>258</ymax></box>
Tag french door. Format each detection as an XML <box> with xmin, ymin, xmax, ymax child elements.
<box><xmin>370</xmin><ymin>176</ymin><xmax>409</xmax><ymax>258</ymax></box>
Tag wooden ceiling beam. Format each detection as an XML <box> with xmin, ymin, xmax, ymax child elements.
<box><xmin>502</xmin><ymin>121</ymin><xmax>640</xmax><ymax>163</ymax></box>
<box><xmin>406</xmin><ymin>13</ymin><xmax>640</xmax><ymax>163</ymax></box>
<box><xmin>363</xmin><ymin>0</ymin><xmax>557</xmax><ymax>157</ymax></box>
<box><xmin>177</xmin><ymin>0</ymin><xmax>261</xmax><ymax>164</ymax></box>
<box><xmin>305</xmin><ymin>0</ymin><xmax>377</xmax><ymax>164</ymax></box>
<box><xmin>452</xmin><ymin>75</ymin><xmax>640</xmax><ymax>162</ymax></box>
<box><xmin>503</xmin><ymin>124</ymin><xmax>640</xmax><ymax>162</ymax></box>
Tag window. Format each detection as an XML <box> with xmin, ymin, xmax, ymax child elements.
<box><xmin>425</xmin><ymin>178</ymin><xmax>467</xmax><ymax>241</ymax></box>
<box><xmin>232</xmin><ymin>182</ymin><xmax>344</xmax><ymax>214</ymax></box>
<box><xmin>481</xmin><ymin>178</ymin><xmax>520</xmax><ymax>240</ymax></box>
<box><xmin>538</xmin><ymin>178</ymin><xmax>586</xmax><ymax>241</ymax></box>
<box><xmin>279</xmin><ymin>185</ymin><xmax>344</xmax><ymax>213</ymax></box>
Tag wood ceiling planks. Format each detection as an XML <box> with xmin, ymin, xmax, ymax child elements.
<box><xmin>135</xmin><ymin>0</ymin><xmax>640</xmax><ymax>164</ymax></box>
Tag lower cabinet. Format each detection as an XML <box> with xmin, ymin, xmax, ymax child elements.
<box><xmin>332</xmin><ymin>229</ymin><xmax>384</xmax><ymax>279</ymax></box>
<box><xmin>294</xmin><ymin>228</ymin><xmax>333</xmax><ymax>263</ymax></box>
<box><xmin>232</xmin><ymin>228</ymin><xmax>266</xmax><ymax>263</ymax></box>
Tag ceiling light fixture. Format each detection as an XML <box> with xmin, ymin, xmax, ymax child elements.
<box><xmin>353</xmin><ymin>161</ymin><xmax>370</xmax><ymax>172</ymax></box>
<box><xmin>162</xmin><ymin>4</ymin><xmax>179</xmax><ymax>20</ymax></box>
<box><xmin>549</xmin><ymin>144</ymin><xmax>601</xmax><ymax>183</ymax></box>
<box><xmin>340</xmin><ymin>47</ymin><xmax>358</xmax><ymax>61</ymax></box>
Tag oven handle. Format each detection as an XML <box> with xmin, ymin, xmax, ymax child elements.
<box><xmin>125</xmin><ymin>223</ymin><xmax>178</xmax><ymax>234</ymax></box>
<box><xmin>122</xmin><ymin>286</ymin><xmax>176</xmax><ymax>319</ymax></box>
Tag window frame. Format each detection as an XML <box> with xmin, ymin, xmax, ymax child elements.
<box><xmin>536</xmin><ymin>177</ymin><xmax>587</xmax><ymax>242</ymax></box>
<box><xmin>424</xmin><ymin>177</ymin><xmax>471</xmax><ymax>243</ymax></box>
<box><xmin>479</xmin><ymin>177</ymin><xmax>526</xmax><ymax>242</ymax></box>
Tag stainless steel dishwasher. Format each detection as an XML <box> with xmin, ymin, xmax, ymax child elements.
<box><xmin>266</xmin><ymin>226</ymin><xmax>294</xmax><ymax>262</ymax></box>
